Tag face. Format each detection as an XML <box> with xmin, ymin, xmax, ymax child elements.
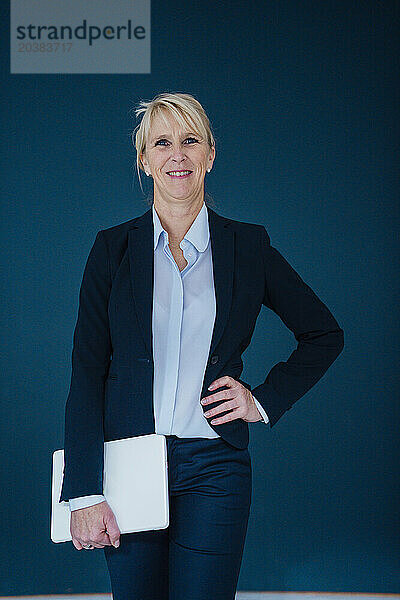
<box><xmin>140</xmin><ymin>110</ymin><xmax>215</xmax><ymax>205</ymax></box>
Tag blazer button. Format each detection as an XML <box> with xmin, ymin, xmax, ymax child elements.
<box><xmin>210</xmin><ymin>355</ymin><xmax>219</xmax><ymax>365</ymax></box>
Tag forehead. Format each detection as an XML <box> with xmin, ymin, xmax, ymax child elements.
<box><xmin>148</xmin><ymin>110</ymin><xmax>196</xmax><ymax>140</ymax></box>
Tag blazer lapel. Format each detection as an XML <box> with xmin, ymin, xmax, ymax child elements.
<box><xmin>207</xmin><ymin>206</ymin><xmax>235</xmax><ymax>359</ymax></box>
<box><xmin>128</xmin><ymin>208</ymin><xmax>154</xmax><ymax>359</ymax></box>
<box><xmin>127</xmin><ymin>204</ymin><xmax>235</xmax><ymax>364</ymax></box>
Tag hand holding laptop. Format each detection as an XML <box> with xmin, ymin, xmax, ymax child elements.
<box><xmin>51</xmin><ymin>434</ymin><xmax>170</xmax><ymax>544</ymax></box>
<box><xmin>70</xmin><ymin>500</ymin><xmax>120</xmax><ymax>550</ymax></box>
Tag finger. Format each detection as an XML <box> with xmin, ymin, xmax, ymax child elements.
<box><xmin>108</xmin><ymin>535</ymin><xmax>120</xmax><ymax>548</ymax></box>
<box><xmin>207</xmin><ymin>376</ymin><xmax>235</xmax><ymax>391</ymax></box>
<box><xmin>210</xmin><ymin>407</ymin><xmax>243</xmax><ymax>425</ymax></box>
<box><xmin>72</xmin><ymin>538</ymin><xmax>83</xmax><ymax>550</ymax></box>
<box><xmin>84</xmin><ymin>528</ymin><xmax>111</xmax><ymax>547</ymax></box>
<box><xmin>204</xmin><ymin>399</ymin><xmax>238</xmax><ymax>418</ymax></box>
<box><xmin>105</xmin><ymin>518</ymin><xmax>121</xmax><ymax>548</ymax></box>
<box><xmin>95</xmin><ymin>532</ymin><xmax>113</xmax><ymax>546</ymax></box>
<box><xmin>102</xmin><ymin>534</ymin><xmax>113</xmax><ymax>547</ymax></box>
<box><xmin>201</xmin><ymin>388</ymin><xmax>234</xmax><ymax>406</ymax></box>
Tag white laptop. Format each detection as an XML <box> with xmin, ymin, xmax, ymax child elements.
<box><xmin>51</xmin><ymin>433</ymin><xmax>169</xmax><ymax>543</ymax></box>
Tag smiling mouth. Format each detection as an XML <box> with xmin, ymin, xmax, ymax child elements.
<box><xmin>166</xmin><ymin>170</ymin><xmax>193</xmax><ymax>178</ymax></box>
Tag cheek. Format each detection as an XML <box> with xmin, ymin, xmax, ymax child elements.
<box><xmin>192</xmin><ymin>156</ymin><xmax>207</xmax><ymax>170</ymax></box>
<box><xmin>154</xmin><ymin>160</ymin><xmax>166</xmax><ymax>172</ymax></box>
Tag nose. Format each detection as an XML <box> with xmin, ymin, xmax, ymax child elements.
<box><xmin>170</xmin><ymin>144</ymin><xmax>187</xmax><ymax>163</ymax></box>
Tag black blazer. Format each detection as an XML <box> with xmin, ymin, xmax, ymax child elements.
<box><xmin>59</xmin><ymin>205</ymin><xmax>344</xmax><ymax>502</ymax></box>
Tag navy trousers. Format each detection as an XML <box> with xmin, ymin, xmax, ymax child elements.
<box><xmin>103</xmin><ymin>434</ymin><xmax>252</xmax><ymax>599</ymax></box>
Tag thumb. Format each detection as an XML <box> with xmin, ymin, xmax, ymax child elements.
<box><xmin>105</xmin><ymin>513</ymin><xmax>121</xmax><ymax>548</ymax></box>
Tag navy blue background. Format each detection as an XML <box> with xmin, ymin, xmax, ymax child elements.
<box><xmin>1</xmin><ymin>0</ymin><xmax>399</xmax><ymax>595</ymax></box>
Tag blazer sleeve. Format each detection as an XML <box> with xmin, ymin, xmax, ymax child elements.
<box><xmin>59</xmin><ymin>230</ymin><xmax>112</xmax><ymax>503</ymax></box>
<box><xmin>250</xmin><ymin>226</ymin><xmax>344</xmax><ymax>428</ymax></box>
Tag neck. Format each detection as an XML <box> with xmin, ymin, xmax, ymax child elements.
<box><xmin>153</xmin><ymin>198</ymin><xmax>204</xmax><ymax>247</ymax></box>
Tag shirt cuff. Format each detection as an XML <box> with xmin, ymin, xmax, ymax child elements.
<box><xmin>251</xmin><ymin>394</ymin><xmax>270</xmax><ymax>424</ymax></box>
<box><xmin>69</xmin><ymin>495</ymin><xmax>106</xmax><ymax>512</ymax></box>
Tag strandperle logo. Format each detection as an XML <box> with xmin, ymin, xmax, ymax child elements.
<box><xmin>15</xmin><ymin>18</ymin><xmax>146</xmax><ymax>46</ymax></box>
<box><xmin>10</xmin><ymin>0</ymin><xmax>150</xmax><ymax>74</ymax></box>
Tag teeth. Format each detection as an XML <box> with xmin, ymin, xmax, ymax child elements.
<box><xmin>168</xmin><ymin>171</ymin><xmax>191</xmax><ymax>176</ymax></box>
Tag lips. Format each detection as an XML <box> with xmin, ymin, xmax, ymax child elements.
<box><xmin>166</xmin><ymin>170</ymin><xmax>193</xmax><ymax>178</ymax></box>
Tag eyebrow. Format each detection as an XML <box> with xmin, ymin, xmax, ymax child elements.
<box><xmin>151</xmin><ymin>132</ymin><xmax>199</xmax><ymax>143</ymax></box>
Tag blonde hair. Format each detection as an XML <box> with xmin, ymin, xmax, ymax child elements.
<box><xmin>130</xmin><ymin>92</ymin><xmax>216</xmax><ymax>201</ymax></box>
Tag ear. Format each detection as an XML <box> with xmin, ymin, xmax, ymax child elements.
<box><xmin>140</xmin><ymin>152</ymin><xmax>149</xmax><ymax>170</ymax></box>
<box><xmin>207</xmin><ymin>145</ymin><xmax>216</xmax><ymax>171</ymax></box>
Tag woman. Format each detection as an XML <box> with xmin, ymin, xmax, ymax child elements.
<box><xmin>60</xmin><ymin>92</ymin><xmax>344</xmax><ymax>599</ymax></box>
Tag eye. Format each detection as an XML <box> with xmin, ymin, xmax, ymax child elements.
<box><xmin>154</xmin><ymin>137</ymin><xmax>199</xmax><ymax>147</ymax></box>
